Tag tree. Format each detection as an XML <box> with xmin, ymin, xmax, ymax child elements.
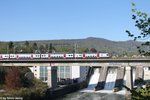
<box><xmin>90</xmin><ymin>48</ymin><xmax>97</xmax><ymax>53</ymax></box>
<box><xmin>126</xmin><ymin>3</ymin><xmax>150</xmax><ymax>56</ymax></box>
<box><xmin>49</xmin><ymin>43</ymin><xmax>56</xmax><ymax>53</ymax></box>
<box><xmin>125</xmin><ymin>2</ymin><xmax>150</xmax><ymax>99</ymax></box>
<box><xmin>39</xmin><ymin>45</ymin><xmax>46</xmax><ymax>53</ymax></box>
<box><xmin>5</xmin><ymin>67</ymin><xmax>21</xmax><ymax>90</ymax></box>
<box><xmin>25</xmin><ymin>41</ymin><xmax>30</xmax><ymax>48</ymax></box>
<box><xmin>78</xmin><ymin>48</ymin><xmax>89</xmax><ymax>53</ymax></box>
<box><xmin>32</xmin><ymin>42</ymin><xmax>38</xmax><ymax>53</ymax></box>
<box><xmin>49</xmin><ymin>43</ymin><xmax>52</xmax><ymax>53</ymax></box>
<box><xmin>123</xmin><ymin>83</ymin><xmax>150</xmax><ymax>100</ymax></box>
<box><xmin>18</xmin><ymin>67</ymin><xmax>32</xmax><ymax>87</ymax></box>
<box><xmin>8</xmin><ymin>41</ymin><xmax>14</xmax><ymax>53</ymax></box>
<box><xmin>8</xmin><ymin>41</ymin><xmax>14</xmax><ymax>49</ymax></box>
<box><xmin>0</xmin><ymin>67</ymin><xmax>6</xmax><ymax>84</ymax></box>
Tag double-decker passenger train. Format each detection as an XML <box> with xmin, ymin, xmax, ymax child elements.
<box><xmin>0</xmin><ymin>53</ymin><xmax>110</xmax><ymax>59</ymax></box>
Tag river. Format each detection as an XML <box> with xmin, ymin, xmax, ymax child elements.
<box><xmin>55</xmin><ymin>91</ymin><xmax>125</xmax><ymax>100</ymax></box>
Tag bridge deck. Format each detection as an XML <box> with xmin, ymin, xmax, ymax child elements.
<box><xmin>0</xmin><ymin>59</ymin><xmax>150</xmax><ymax>63</ymax></box>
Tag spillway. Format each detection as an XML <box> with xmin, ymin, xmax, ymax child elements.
<box><xmin>123</xmin><ymin>68</ymin><xmax>135</xmax><ymax>86</ymax></box>
<box><xmin>104</xmin><ymin>68</ymin><xmax>117</xmax><ymax>90</ymax></box>
<box><xmin>133</xmin><ymin>68</ymin><xmax>135</xmax><ymax>85</ymax></box>
<box><xmin>83</xmin><ymin>68</ymin><xmax>100</xmax><ymax>91</ymax></box>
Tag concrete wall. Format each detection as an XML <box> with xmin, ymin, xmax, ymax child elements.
<box><xmin>78</xmin><ymin>66</ymin><xmax>90</xmax><ymax>83</ymax></box>
<box><xmin>144</xmin><ymin>67</ymin><xmax>150</xmax><ymax>82</ymax></box>
<box><xmin>71</xmin><ymin>66</ymin><xmax>80</xmax><ymax>79</ymax></box>
<box><xmin>47</xmin><ymin>67</ymin><xmax>57</xmax><ymax>88</ymax></box>
<box><xmin>134</xmin><ymin>66</ymin><xmax>144</xmax><ymax>85</ymax></box>
<box><xmin>114</xmin><ymin>66</ymin><xmax>125</xmax><ymax>89</ymax></box>
<box><xmin>95</xmin><ymin>66</ymin><xmax>108</xmax><ymax>90</ymax></box>
<box><xmin>29</xmin><ymin>66</ymin><xmax>40</xmax><ymax>79</ymax></box>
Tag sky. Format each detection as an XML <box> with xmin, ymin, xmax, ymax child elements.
<box><xmin>0</xmin><ymin>0</ymin><xmax>150</xmax><ymax>41</ymax></box>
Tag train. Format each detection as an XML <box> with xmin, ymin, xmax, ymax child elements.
<box><xmin>0</xmin><ymin>53</ymin><xmax>110</xmax><ymax>59</ymax></box>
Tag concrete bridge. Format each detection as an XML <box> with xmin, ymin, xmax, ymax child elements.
<box><xmin>0</xmin><ymin>58</ymin><xmax>150</xmax><ymax>66</ymax></box>
<box><xmin>0</xmin><ymin>58</ymin><xmax>150</xmax><ymax>96</ymax></box>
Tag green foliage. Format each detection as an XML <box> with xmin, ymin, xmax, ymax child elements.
<box><xmin>78</xmin><ymin>48</ymin><xmax>89</xmax><ymax>53</ymax></box>
<box><xmin>0</xmin><ymin>37</ymin><xmax>141</xmax><ymax>56</ymax></box>
<box><xmin>126</xmin><ymin>2</ymin><xmax>150</xmax><ymax>56</ymax></box>
<box><xmin>0</xmin><ymin>85</ymin><xmax>47</xmax><ymax>100</ymax></box>
<box><xmin>32</xmin><ymin>42</ymin><xmax>38</xmax><ymax>53</ymax></box>
<box><xmin>56</xmin><ymin>47</ymin><xmax>72</xmax><ymax>52</ymax></box>
<box><xmin>15</xmin><ymin>88</ymin><xmax>31</xmax><ymax>99</ymax></box>
<box><xmin>0</xmin><ymin>67</ymin><xmax>6</xmax><ymax>84</ymax></box>
<box><xmin>7</xmin><ymin>79</ymin><xmax>48</xmax><ymax>99</ymax></box>
<box><xmin>123</xmin><ymin>84</ymin><xmax>150</xmax><ymax>100</ymax></box>
<box><xmin>8</xmin><ymin>41</ymin><xmax>14</xmax><ymax>53</ymax></box>
<box><xmin>24</xmin><ymin>41</ymin><xmax>29</xmax><ymax>47</ymax></box>
<box><xmin>39</xmin><ymin>45</ymin><xmax>46</xmax><ymax>53</ymax></box>
<box><xmin>17</xmin><ymin>67</ymin><xmax>32</xmax><ymax>87</ymax></box>
<box><xmin>132</xmin><ymin>2</ymin><xmax>135</xmax><ymax>7</ymax></box>
<box><xmin>125</xmin><ymin>2</ymin><xmax>150</xmax><ymax>99</ymax></box>
<box><xmin>8</xmin><ymin>41</ymin><xmax>14</xmax><ymax>49</ymax></box>
<box><xmin>0</xmin><ymin>66</ymin><xmax>48</xmax><ymax>99</ymax></box>
<box><xmin>49</xmin><ymin>43</ymin><xmax>53</xmax><ymax>53</ymax></box>
<box><xmin>32</xmin><ymin>79</ymin><xmax>48</xmax><ymax>97</ymax></box>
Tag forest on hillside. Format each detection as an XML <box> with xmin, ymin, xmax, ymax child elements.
<box><xmin>0</xmin><ymin>37</ymin><xmax>142</xmax><ymax>57</ymax></box>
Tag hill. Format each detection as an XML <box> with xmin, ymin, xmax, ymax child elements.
<box><xmin>0</xmin><ymin>37</ymin><xmax>141</xmax><ymax>56</ymax></box>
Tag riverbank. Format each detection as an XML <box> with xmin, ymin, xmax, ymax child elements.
<box><xmin>45</xmin><ymin>81</ymin><xmax>88</xmax><ymax>99</ymax></box>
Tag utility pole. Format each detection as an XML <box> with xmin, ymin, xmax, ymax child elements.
<box><xmin>74</xmin><ymin>43</ymin><xmax>78</xmax><ymax>53</ymax></box>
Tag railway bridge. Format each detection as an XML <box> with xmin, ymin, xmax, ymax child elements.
<box><xmin>0</xmin><ymin>58</ymin><xmax>150</xmax><ymax>95</ymax></box>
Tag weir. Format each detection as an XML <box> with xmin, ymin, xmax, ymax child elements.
<box><xmin>1</xmin><ymin>58</ymin><xmax>150</xmax><ymax>96</ymax></box>
<box><xmin>87</xmin><ymin>68</ymin><xmax>100</xmax><ymax>90</ymax></box>
<box><xmin>114</xmin><ymin>67</ymin><xmax>125</xmax><ymax>90</ymax></box>
<box><xmin>104</xmin><ymin>67</ymin><xmax>117</xmax><ymax>90</ymax></box>
<box><xmin>95</xmin><ymin>66</ymin><xmax>108</xmax><ymax>90</ymax></box>
<box><xmin>134</xmin><ymin>66</ymin><xmax>144</xmax><ymax>86</ymax></box>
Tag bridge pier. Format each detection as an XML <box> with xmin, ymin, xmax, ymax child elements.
<box><xmin>114</xmin><ymin>66</ymin><xmax>125</xmax><ymax>91</ymax></box>
<box><xmin>95</xmin><ymin>66</ymin><xmax>108</xmax><ymax>90</ymax></box>
<box><xmin>134</xmin><ymin>66</ymin><xmax>144</xmax><ymax>86</ymax></box>
<box><xmin>47</xmin><ymin>66</ymin><xmax>57</xmax><ymax>88</ymax></box>
<box><xmin>125</xmin><ymin>66</ymin><xmax>133</xmax><ymax>99</ymax></box>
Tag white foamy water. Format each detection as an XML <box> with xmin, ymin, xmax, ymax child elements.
<box><xmin>104</xmin><ymin>68</ymin><xmax>117</xmax><ymax>90</ymax></box>
<box><xmin>81</xmin><ymin>68</ymin><xmax>100</xmax><ymax>92</ymax></box>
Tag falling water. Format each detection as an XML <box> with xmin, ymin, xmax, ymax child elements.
<box><xmin>104</xmin><ymin>68</ymin><xmax>117</xmax><ymax>90</ymax></box>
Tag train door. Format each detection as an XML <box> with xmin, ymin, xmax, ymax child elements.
<box><xmin>16</xmin><ymin>54</ymin><xmax>19</xmax><ymax>59</ymax></box>
<box><xmin>97</xmin><ymin>53</ymin><xmax>100</xmax><ymax>58</ymax></box>
<box><xmin>83</xmin><ymin>53</ymin><xmax>85</xmax><ymax>59</ymax></box>
<box><xmin>48</xmin><ymin>53</ymin><xmax>51</xmax><ymax>59</ymax></box>
<box><xmin>64</xmin><ymin>53</ymin><xmax>66</xmax><ymax>59</ymax></box>
<box><xmin>31</xmin><ymin>54</ymin><xmax>33</xmax><ymax>59</ymax></box>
